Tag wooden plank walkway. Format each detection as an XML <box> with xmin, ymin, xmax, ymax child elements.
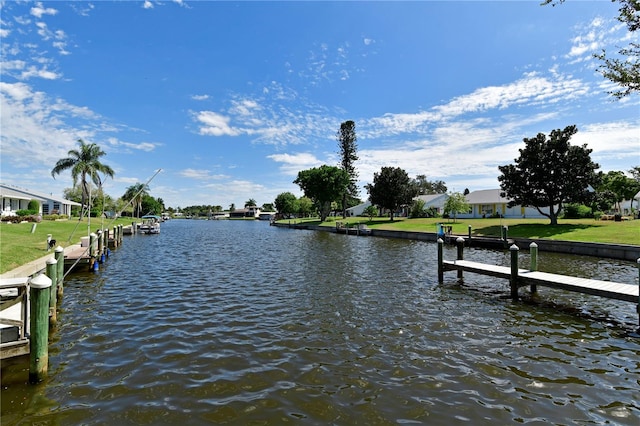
<box><xmin>442</xmin><ymin>260</ymin><xmax>639</xmax><ymax>303</ymax></box>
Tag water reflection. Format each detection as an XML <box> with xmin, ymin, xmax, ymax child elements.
<box><xmin>1</xmin><ymin>220</ymin><xmax>638</xmax><ymax>425</ymax></box>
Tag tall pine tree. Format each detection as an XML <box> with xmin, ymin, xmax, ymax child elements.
<box><xmin>337</xmin><ymin>120</ymin><xmax>359</xmax><ymax>218</ymax></box>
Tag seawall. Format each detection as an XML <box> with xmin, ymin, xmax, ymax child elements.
<box><xmin>273</xmin><ymin>223</ymin><xmax>640</xmax><ymax>262</ymax></box>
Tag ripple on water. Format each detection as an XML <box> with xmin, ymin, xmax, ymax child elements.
<box><xmin>2</xmin><ymin>220</ymin><xmax>639</xmax><ymax>425</ymax></box>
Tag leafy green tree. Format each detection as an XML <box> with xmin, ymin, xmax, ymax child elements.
<box><xmin>123</xmin><ymin>183</ymin><xmax>150</xmax><ymax>218</ymax></box>
<box><xmin>411</xmin><ymin>175</ymin><xmax>447</xmax><ymax>195</ymax></box>
<box><xmin>297</xmin><ymin>196</ymin><xmax>314</xmax><ymax>218</ymax></box>
<box><xmin>544</xmin><ymin>0</ymin><xmax>639</xmax><ymax>98</ymax></box>
<box><xmin>294</xmin><ymin>165</ymin><xmax>349</xmax><ymax>222</ymax></box>
<box><xmin>261</xmin><ymin>203</ymin><xmax>275</xmax><ymax>212</ymax></box>
<box><xmin>363</xmin><ymin>205</ymin><xmax>379</xmax><ymax>220</ymax></box>
<box><xmin>498</xmin><ymin>125</ymin><xmax>599</xmax><ymax>225</ymax></box>
<box><xmin>274</xmin><ymin>192</ymin><xmax>298</xmax><ymax>217</ymax></box>
<box><xmin>337</xmin><ymin>120</ymin><xmax>359</xmax><ymax>218</ymax></box>
<box><xmin>410</xmin><ymin>199</ymin><xmax>427</xmax><ymax>218</ymax></box>
<box><xmin>51</xmin><ymin>139</ymin><xmax>115</xmax><ymax>215</ymax></box>
<box><xmin>245</xmin><ymin>198</ymin><xmax>257</xmax><ymax>207</ymax></box>
<box><xmin>443</xmin><ymin>192</ymin><xmax>470</xmax><ymax>223</ymax></box>
<box><xmin>365</xmin><ymin>167</ymin><xmax>417</xmax><ymax>221</ymax></box>
<box><xmin>599</xmin><ymin>170</ymin><xmax>640</xmax><ymax>212</ymax></box>
<box><xmin>141</xmin><ymin>194</ymin><xmax>162</xmax><ymax>216</ymax></box>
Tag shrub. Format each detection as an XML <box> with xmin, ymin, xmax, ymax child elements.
<box><xmin>562</xmin><ymin>203</ymin><xmax>593</xmax><ymax>219</ymax></box>
<box><xmin>27</xmin><ymin>200</ymin><xmax>40</xmax><ymax>211</ymax></box>
<box><xmin>16</xmin><ymin>209</ymin><xmax>37</xmax><ymax>217</ymax></box>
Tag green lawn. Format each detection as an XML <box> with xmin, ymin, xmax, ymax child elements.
<box><xmin>285</xmin><ymin>216</ymin><xmax>640</xmax><ymax>246</ymax></box>
<box><xmin>0</xmin><ymin>217</ymin><xmax>137</xmax><ymax>274</ymax></box>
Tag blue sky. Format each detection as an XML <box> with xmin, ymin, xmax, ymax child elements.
<box><xmin>1</xmin><ymin>1</ymin><xmax>638</xmax><ymax>210</ymax></box>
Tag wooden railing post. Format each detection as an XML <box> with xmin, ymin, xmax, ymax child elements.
<box><xmin>46</xmin><ymin>258</ymin><xmax>58</xmax><ymax>327</ymax></box>
<box><xmin>529</xmin><ymin>242</ymin><xmax>538</xmax><ymax>294</ymax></box>
<box><xmin>437</xmin><ymin>238</ymin><xmax>444</xmax><ymax>283</ymax></box>
<box><xmin>97</xmin><ymin>230</ymin><xmax>104</xmax><ymax>263</ymax></box>
<box><xmin>467</xmin><ymin>225</ymin><xmax>472</xmax><ymax>244</ymax></box>
<box><xmin>510</xmin><ymin>244</ymin><xmax>519</xmax><ymax>300</ymax></box>
<box><xmin>29</xmin><ymin>274</ymin><xmax>51</xmax><ymax>383</ymax></box>
<box><xmin>456</xmin><ymin>237</ymin><xmax>465</xmax><ymax>282</ymax></box>
<box><xmin>54</xmin><ymin>246</ymin><xmax>64</xmax><ymax>299</ymax></box>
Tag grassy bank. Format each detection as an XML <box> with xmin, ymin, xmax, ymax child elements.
<box><xmin>0</xmin><ymin>217</ymin><xmax>137</xmax><ymax>274</ymax></box>
<box><xmin>282</xmin><ymin>217</ymin><xmax>640</xmax><ymax>246</ymax></box>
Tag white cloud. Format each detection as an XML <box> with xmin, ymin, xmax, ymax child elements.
<box><xmin>143</xmin><ymin>1</ymin><xmax>154</xmax><ymax>10</ymax></box>
<box><xmin>195</xmin><ymin>111</ymin><xmax>241</xmax><ymax>136</ymax></box>
<box><xmin>267</xmin><ymin>152</ymin><xmax>323</xmax><ymax>175</ymax></box>
<box><xmin>179</xmin><ymin>168</ymin><xmax>228</xmax><ymax>180</ymax></box>
<box><xmin>30</xmin><ymin>2</ymin><xmax>58</xmax><ymax>18</ymax></box>
<box><xmin>106</xmin><ymin>137</ymin><xmax>158</xmax><ymax>153</ymax></box>
<box><xmin>191</xmin><ymin>94</ymin><xmax>209</xmax><ymax>101</ymax></box>
<box><xmin>20</xmin><ymin>66</ymin><xmax>60</xmax><ymax>80</ymax></box>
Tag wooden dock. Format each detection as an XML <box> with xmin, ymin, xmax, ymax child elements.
<box><xmin>442</xmin><ymin>260</ymin><xmax>639</xmax><ymax>303</ymax></box>
<box><xmin>438</xmin><ymin>238</ymin><xmax>640</xmax><ymax>331</ymax></box>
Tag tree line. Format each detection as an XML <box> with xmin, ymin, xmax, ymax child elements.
<box><xmin>280</xmin><ymin>122</ymin><xmax>639</xmax><ymax>225</ymax></box>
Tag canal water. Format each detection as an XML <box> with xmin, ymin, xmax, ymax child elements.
<box><xmin>1</xmin><ymin>219</ymin><xmax>639</xmax><ymax>425</ymax></box>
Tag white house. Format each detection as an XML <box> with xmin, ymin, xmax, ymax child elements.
<box><xmin>414</xmin><ymin>193</ymin><xmax>448</xmax><ymax>215</ymax></box>
<box><xmin>345</xmin><ymin>201</ymin><xmax>372</xmax><ymax>217</ymax></box>
<box><xmin>456</xmin><ymin>189</ymin><xmax>548</xmax><ymax>219</ymax></box>
<box><xmin>0</xmin><ymin>183</ymin><xmax>80</xmax><ymax>218</ymax></box>
<box><xmin>619</xmin><ymin>190</ymin><xmax>640</xmax><ymax>215</ymax></box>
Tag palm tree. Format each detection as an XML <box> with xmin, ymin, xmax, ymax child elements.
<box><xmin>51</xmin><ymin>139</ymin><xmax>115</xmax><ymax>215</ymax></box>
<box><xmin>245</xmin><ymin>198</ymin><xmax>257</xmax><ymax>208</ymax></box>
<box><xmin>123</xmin><ymin>183</ymin><xmax>150</xmax><ymax>218</ymax></box>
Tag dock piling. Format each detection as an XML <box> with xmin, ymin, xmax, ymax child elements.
<box><xmin>437</xmin><ymin>238</ymin><xmax>444</xmax><ymax>283</ymax></box>
<box><xmin>530</xmin><ymin>242</ymin><xmax>538</xmax><ymax>294</ymax></box>
<box><xmin>456</xmin><ymin>237</ymin><xmax>465</xmax><ymax>282</ymax></box>
<box><xmin>510</xmin><ymin>244</ymin><xmax>519</xmax><ymax>300</ymax></box>
<box><xmin>29</xmin><ymin>274</ymin><xmax>52</xmax><ymax>383</ymax></box>
<box><xmin>46</xmin><ymin>258</ymin><xmax>58</xmax><ymax>327</ymax></box>
<box><xmin>55</xmin><ymin>246</ymin><xmax>64</xmax><ymax>299</ymax></box>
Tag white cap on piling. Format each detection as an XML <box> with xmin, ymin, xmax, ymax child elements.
<box><xmin>30</xmin><ymin>274</ymin><xmax>52</xmax><ymax>289</ymax></box>
<box><xmin>55</xmin><ymin>246</ymin><xmax>64</xmax><ymax>253</ymax></box>
<box><xmin>510</xmin><ymin>244</ymin><xmax>519</xmax><ymax>251</ymax></box>
<box><xmin>46</xmin><ymin>258</ymin><xmax>57</xmax><ymax>265</ymax></box>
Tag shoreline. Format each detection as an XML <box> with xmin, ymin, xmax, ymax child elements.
<box><xmin>2</xmin><ymin>224</ymin><xmax>638</xmax><ymax>279</ymax></box>
<box><xmin>273</xmin><ymin>223</ymin><xmax>640</xmax><ymax>262</ymax></box>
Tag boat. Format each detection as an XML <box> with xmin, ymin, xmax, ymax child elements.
<box><xmin>138</xmin><ymin>215</ymin><xmax>161</xmax><ymax>234</ymax></box>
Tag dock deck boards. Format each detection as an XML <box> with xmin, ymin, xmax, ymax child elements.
<box><xmin>443</xmin><ymin>259</ymin><xmax>639</xmax><ymax>303</ymax></box>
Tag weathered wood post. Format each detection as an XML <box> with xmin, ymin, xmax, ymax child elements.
<box><xmin>510</xmin><ymin>244</ymin><xmax>519</xmax><ymax>300</ymax></box>
<box><xmin>467</xmin><ymin>225</ymin><xmax>472</xmax><ymax>244</ymax></box>
<box><xmin>97</xmin><ymin>230</ymin><xmax>104</xmax><ymax>263</ymax></box>
<box><xmin>132</xmin><ymin>221</ymin><xmax>137</xmax><ymax>235</ymax></box>
<box><xmin>118</xmin><ymin>225</ymin><xmax>123</xmax><ymax>244</ymax></box>
<box><xmin>55</xmin><ymin>246</ymin><xmax>64</xmax><ymax>299</ymax></box>
<box><xmin>456</xmin><ymin>237</ymin><xmax>465</xmax><ymax>282</ymax></box>
<box><xmin>437</xmin><ymin>238</ymin><xmax>444</xmax><ymax>283</ymax></box>
<box><xmin>529</xmin><ymin>242</ymin><xmax>538</xmax><ymax>294</ymax></box>
<box><xmin>89</xmin><ymin>233</ymin><xmax>97</xmax><ymax>258</ymax></box>
<box><xmin>46</xmin><ymin>258</ymin><xmax>58</xmax><ymax>327</ymax></box>
<box><xmin>502</xmin><ymin>226</ymin><xmax>509</xmax><ymax>242</ymax></box>
<box><xmin>89</xmin><ymin>232</ymin><xmax>98</xmax><ymax>271</ymax></box>
<box><xmin>29</xmin><ymin>274</ymin><xmax>51</xmax><ymax>383</ymax></box>
<box><xmin>113</xmin><ymin>225</ymin><xmax>119</xmax><ymax>247</ymax></box>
